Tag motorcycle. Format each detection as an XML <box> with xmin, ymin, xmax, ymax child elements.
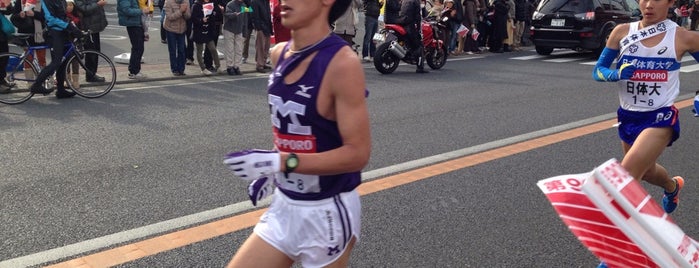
<box><xmin>373</xmin><ymin>17</ymin><xmax>449</xmax><ymax>74</ymax></box>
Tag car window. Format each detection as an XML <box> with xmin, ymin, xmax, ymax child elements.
<box><xmin>538</xmin><ymin>0</ymin><xmax>594</xmax><ymax>13</ymax></box>
<box><xmin>608</xmin><ymin>0</ymin><xmax>625</xmax><ymax>10</ymax></box>
<box><xmin>624</xmin><ymin>0</ymin><xmax>640</xmax><ymax>14</ymax></box>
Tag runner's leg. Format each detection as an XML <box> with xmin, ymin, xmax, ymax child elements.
<box><xmin>620</xmin><ymin>127</ymin><xmax>676</xmax><ymax>192</ymax></box>
<box><xmin>226</xmin><ymin>233</ymin><xmax>294</xmax><ymax>268</ymax></box>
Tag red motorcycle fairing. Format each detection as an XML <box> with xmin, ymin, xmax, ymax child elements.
<box><xmin>421</xmin><ymin>21</ymin><xmax>434</xmax><ymax>47</ymax></box>
<box><xmin>383</xmin><ymin>24</ymin><xmax>407</xmax><ymax>36</ymax></box>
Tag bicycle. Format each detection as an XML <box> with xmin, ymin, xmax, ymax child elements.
<box><xmin>0</xmin><ymin>31</ymin><xmax>117</xmax><ymax>104</ymax></box>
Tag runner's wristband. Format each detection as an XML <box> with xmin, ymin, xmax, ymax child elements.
<box><xmin>284</xmin><ymin>153</ymin><xmax>298</xmax><ymax>178</ymax></box>
<box><xmin>593</xmin><ymin>47</ymin><xmax>620</xmax><ymax>82</ymax></box>
<box><xmin>692</xmin><ymin>51</ymin><xmax>699</xmax><ymax>63</ymax></box>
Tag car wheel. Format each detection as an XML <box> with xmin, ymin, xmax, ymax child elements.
<box><xmin>535</xmin><ymin>46</ymin><xmax>554</xmax><ymax>55</ymax></box>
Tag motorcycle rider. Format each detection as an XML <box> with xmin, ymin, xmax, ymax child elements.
<box><xmin>397</xmin><ymin>0</ymin><xmax>428</xmax><ymax>73</ymax></box>
<box><xmin>384</xmin><ymin>0</ymin><xmax>401</xmax><ymax>24</ymax></box>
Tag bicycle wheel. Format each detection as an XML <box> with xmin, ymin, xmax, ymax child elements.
<box><xmin>65</xmin><ymin>50</ymin><xmax>116</xmax><ymax>98</ymax></box>
<box><xmin>0</xmin><ymin>52</ymin><xmax>38</xmax><ymax>105</ymax></box>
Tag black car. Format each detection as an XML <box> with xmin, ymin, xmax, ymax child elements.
<box><xmin>529</xmin><ymin>0</ymin><xmax>641</xmax><ymax>55</ymax></box>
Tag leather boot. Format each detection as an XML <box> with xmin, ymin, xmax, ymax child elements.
<box><xmin>416</xmin><ymin>47</ymin><xmax>429</xmax><ymax>74</ymax></box>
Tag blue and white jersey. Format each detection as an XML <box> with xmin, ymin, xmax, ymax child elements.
<box><xmin>617</xmin><ymin>21</ymin><xmax>680</xmax><ymax>112</ymax></box>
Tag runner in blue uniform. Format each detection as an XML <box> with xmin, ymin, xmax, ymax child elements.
<box><xmin>593</xmin><ymin>0</ymin><xmax>699</xmax><ymax>265</ymax></box>
<box><xmin>223</xmin><ymin>0</ymin><xmax>370</xmax><ymax>265</ymax></box>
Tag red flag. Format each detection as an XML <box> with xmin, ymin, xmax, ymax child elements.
<box><xmin>471</xmin><ymin>29</ymin><xmax>480</xmax><ymax>41</ymax></box>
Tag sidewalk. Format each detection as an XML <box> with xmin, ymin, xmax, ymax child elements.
<box><xmin>113</xmin><ymin>49</ymin><xmax>497</xmax><ymax>85</ymax></box>
<box><xmin>113</xmin><ymin>59</ymin><xmax>264</xmax><ymax>85</ymax></box>
<box><xmin>117</xmin><ymin>51</ymin><xmax>479</xmax><ymax>83</ymax></box>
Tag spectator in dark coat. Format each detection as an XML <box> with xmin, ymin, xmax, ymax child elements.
<box><xmin>463</xmin><ymin>0</ymin><xmax>480</xmax><ymax>53</ymax></box>
<box><xmin>447</xmin><ymin>0</ymin><xmax>462</xmax><ymax>53</ymax></box>
<box><xmin>488</xmin><ymin>0</ymin><xmax>507</xmax><ymax>53</ymax></box>
<box><xmin>250</xmin><ymin>0</ymin><xmax>272</xmax><ymax>72</ymax></box>
<box><xmin>690</xmin><ymin>0</ymin><xmax>699</xmax><ymax>30</ymax></box>
<box><xmin>75</xmin><ymin>0</ymin><xmax>108</xmax><ymax>82</ymax></box>
<box><xmin>384</xmin><ymin>0</ymin><xmax>401</xmax><ymax>23</ymax></box>
<box><xmin>202</xmin><ymin>0</ymin><xmax>224</xmax><ymax>72</ymax></box>
<box><xmin>191</xmin><ymin>0</ymin><xmax>222</xmax><ymax>74</ymax></box>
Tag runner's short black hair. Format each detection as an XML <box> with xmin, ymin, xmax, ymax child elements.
<box><xmin>329</xmin><ymin>0</ymin><xmax>351</xmax><ymax>23</ymax></box>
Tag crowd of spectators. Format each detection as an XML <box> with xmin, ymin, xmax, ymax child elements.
<box><xmin>13</xmin><ymin>0</ymin><xmax>699</xmax><ymax>86</ymax></box>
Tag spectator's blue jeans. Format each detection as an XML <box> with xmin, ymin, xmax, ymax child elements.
<box><xmin>362</xmin><ymin>16</ymin><xmax>379</xmax><ymax>58</ymax></box>
<box><xmin>166</xmin><ymin>30</ymin><xmax>186</xmax><ymax>73</ymax></box>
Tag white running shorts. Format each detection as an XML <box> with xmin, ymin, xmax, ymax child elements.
<box><xmin>253</xmin><ymin>188</ymin><xmax>361</xmax><ymax>268</ymax></box>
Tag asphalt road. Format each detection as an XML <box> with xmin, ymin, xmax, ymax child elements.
<box><xmin>3</xmin><ymin>46</ymin><xmax>699</xmax><ymax>268</ymax></box>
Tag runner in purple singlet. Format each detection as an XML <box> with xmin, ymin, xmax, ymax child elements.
<box><xmin>223</xmin><ymin>0</ymin><xmax>370</xmax><ymax>265</ymax></box>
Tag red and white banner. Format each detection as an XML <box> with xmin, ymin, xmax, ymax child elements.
<box><xmin>203</xmin><ymin>3</ymin><xmax>214</xmax><ymax>16</ymax></box>
<box><xmin>537</xmin><ymin>159</ymin><xmax>699</xmax><ymax>268</ymax></box>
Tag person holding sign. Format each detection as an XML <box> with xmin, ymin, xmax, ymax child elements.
<box><xmin>191</xmin><ymin>0</ymin><xmax>222</xmax><ymax>75</ymax></box>
<box><xmin>592</xmin><ymin>0</ymin><xmax>699</xmax><ymax>264</ymax></box>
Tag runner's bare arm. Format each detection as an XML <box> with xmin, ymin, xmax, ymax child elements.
<box><xmin>677</xmin><ymin>28</ymin><xmax>699</xmax><ymax>62</ymax></box>
<box><xmin>280</xmin><ymin>46</ymin><xmax>371</xmax><ymax>175</ymax></box>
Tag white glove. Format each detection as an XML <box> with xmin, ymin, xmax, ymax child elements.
<box><xmin>223</xmin><ymin>149</ymin><xmax>280</xmax><ymax>180</ymax></box>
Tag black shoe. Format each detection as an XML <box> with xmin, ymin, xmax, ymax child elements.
<box><xmin>55</xmin><ymin>89</ymin><xmax>76</xmax><ymax>99</ymax></box>
<box><xmin>416</xmin><ymin>68</ymin><xmax>429</xmax><ymax>73</ymax></box>
<box><xmin>256</xmin><ymin>67</ymin><xmax>266</xmax><ymax>73</ymax></box>
<box><xmin>86</xmin><ymin>75</ymin><xmax>105</xmax><ymax>83</ymax></box>
<box><xmin>263</xmin><ymin>65</ymin><xmax>272</xmax><ymax>70</ymax></box>
<box><xmin>234</xmin><ymin>67</ymin><xmax>241</xmax><ymax>75</ymax></box>
<box><xmin>30</xmin><ymin>84</ymin><xmax>53</xmax><ymax>95</ymax></box>
<box><xmin>0</xmin><ymin>80</ymin><xmax>10</xmax><ymax>92</ymax></box>
<box><xmin>227</xmin><ymin>68</ymin><xmax>236</xmax><ymax>75</ymax></box>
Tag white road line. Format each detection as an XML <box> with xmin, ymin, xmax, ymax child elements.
<box><xmin>511</xmin><ymin>55</ymin><xmax>546</xmax><ymax>60</ymax></box>
<box><xmin>544</xmin><ymin>58</ymin><xmax>585</xmax><ymax>63</ymax></box>
<box><xmin>681</xmin><ymin>64</ymin><xmax>699</xmax><ymax>73</ymax></box>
